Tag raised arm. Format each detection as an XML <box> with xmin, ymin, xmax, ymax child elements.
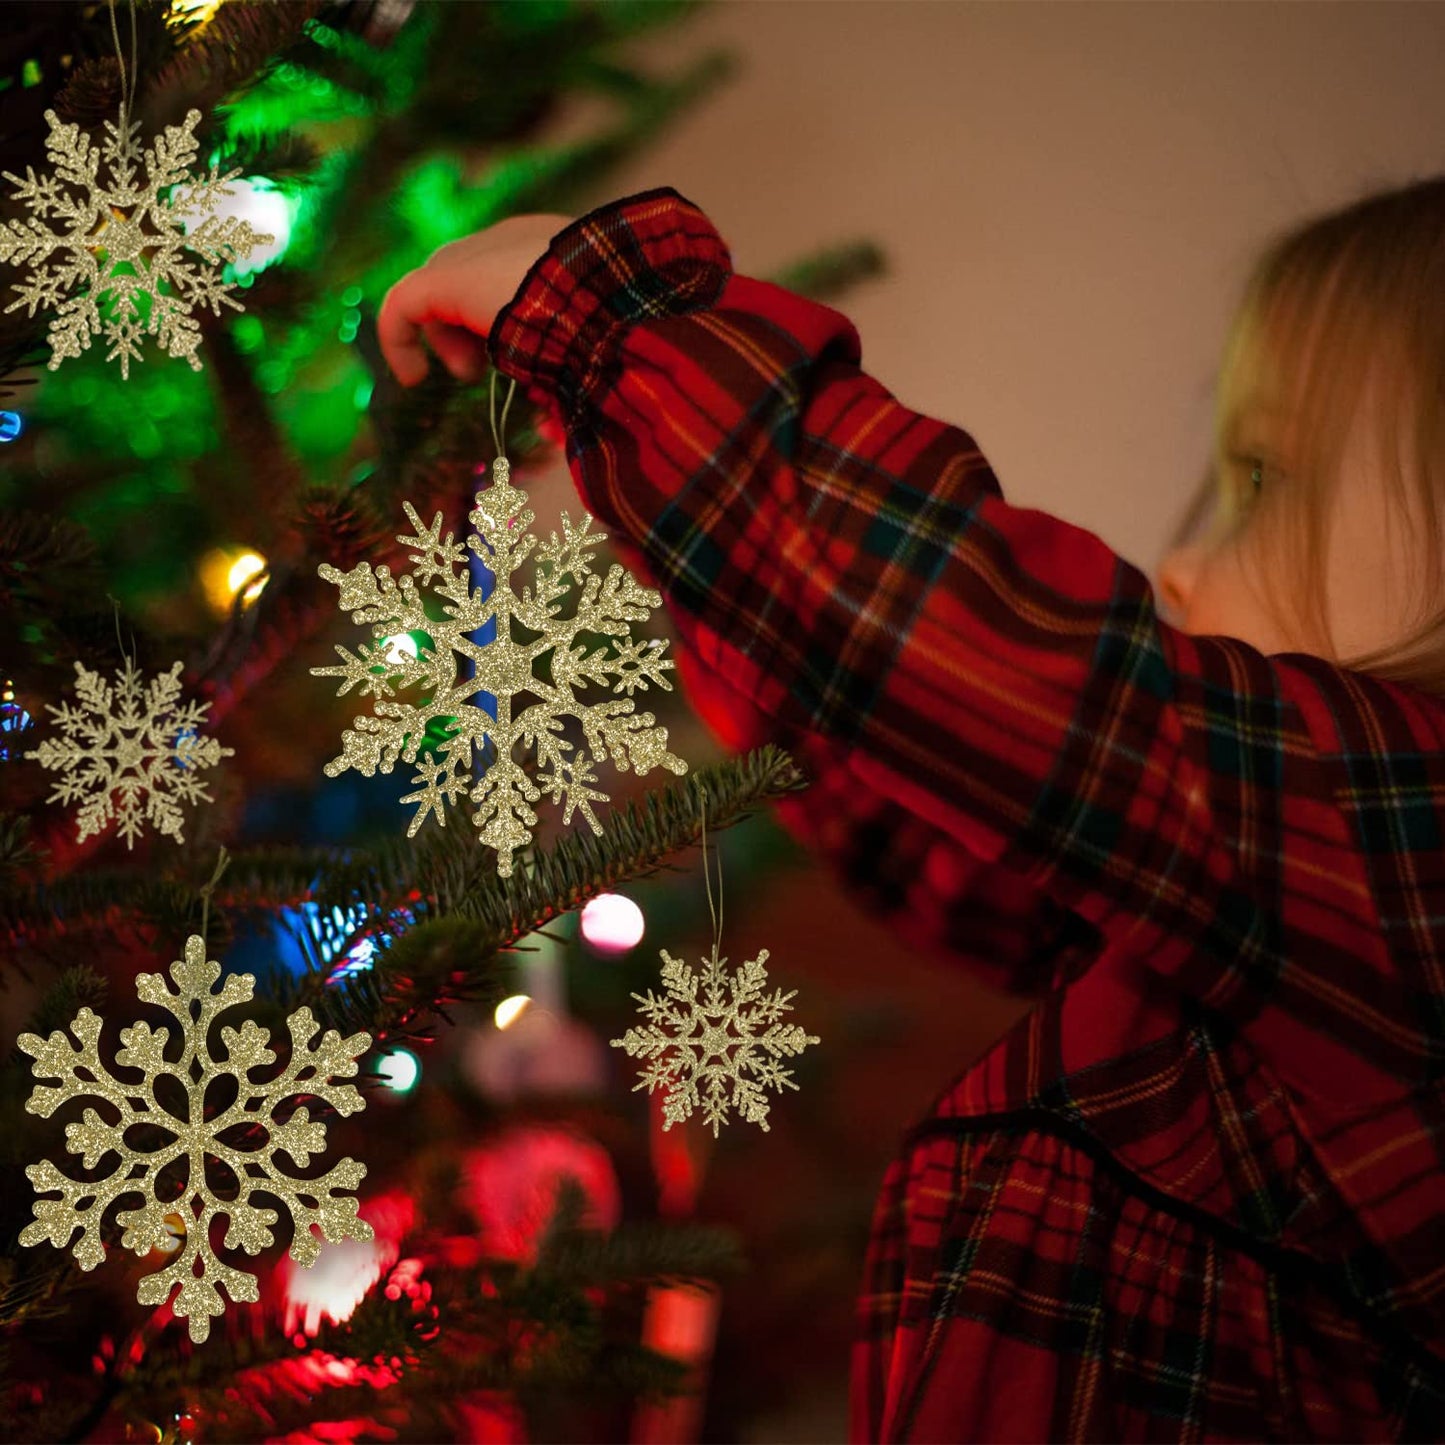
<box><xmin>487</xmin><ymin>187</ymin><xmax>1445</xmax><ymax>1095</ymax></box>
<box><xmin>672</xmin><ymin>643</ymin><xmax>1098</xmax><ymax>999</ymax></box>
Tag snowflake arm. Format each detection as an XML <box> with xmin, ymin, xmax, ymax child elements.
<box><xmin>611</xmin><ymin>947</ymin><xmax>820</xmax><ymax>1137</ymax></box>
<box><xmin>17</xmin><ymin>937</ymin><xmax>373</xmax><ymax>1343</ymax></box>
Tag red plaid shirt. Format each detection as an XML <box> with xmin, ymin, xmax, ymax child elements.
<box><xmin>489</xmin><ymin>188</ymin><xmax>1445</xmax><ymax>1441</ymax></box>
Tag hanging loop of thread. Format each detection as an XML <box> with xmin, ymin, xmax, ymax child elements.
<box><xmin>108</xmin><ymin>594</ymin><xmax>134</xmax><ymax>666</ymax></box>
<box><xmin>700</xmin><ymin>786</ymin><xmax>724</xmax><ymax>959</ymax></box>
<box><xmin>106</xmin><ymin>0</ymin><xmax>139</xmax><ymax>131</ymax></box>
<box><xmin>198</xmin><ymin>846</ymin><xmax>231</xmax><ymax>949</ymax></box>
<box><xmin>489</xmin><ymin>369</ymin><xmax>518</xmax><ymax>462</ymax></box>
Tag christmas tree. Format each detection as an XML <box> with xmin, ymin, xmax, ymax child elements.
<box><xmin>0</xmin><ymin>2</ymin><xmax>884</xmax><ymax>1440</ymax></box>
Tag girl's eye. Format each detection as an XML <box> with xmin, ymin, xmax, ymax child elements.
<box><xmin>1226</xmin><ymin>452</ymin><xmax>1278</xmax><ymax>497</ymax></box>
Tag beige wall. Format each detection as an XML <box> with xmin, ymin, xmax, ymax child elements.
<box><xmin>546</xmin><ymin>0</ymin><xmax>1445</xmax><ymax>581</ymax></box>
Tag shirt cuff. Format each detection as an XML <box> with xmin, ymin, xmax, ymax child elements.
<box><xmin>487</xmin><ymin>186</ymin><xmax>734</xmax><ymax>412</ymax></box>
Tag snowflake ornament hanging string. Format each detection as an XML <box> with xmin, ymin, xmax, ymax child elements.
<box><xmin>313</xmin><ymin>372</ymin><xmax>688</xmax><ymax>877</ymax></box>
<box><xmin>17</xmin><ymin>907</ymin><xmax>374</xmax><ymax>1344</ymax></box>
<box><xmin>610</xmin><ymin>790</ymin><xmax>820</xmax><ymax>1136</ymax></box>
<box><xmin>0</xmin><ymin>0</ymin><xmax>273</xmax><ymax>377</ymax></box>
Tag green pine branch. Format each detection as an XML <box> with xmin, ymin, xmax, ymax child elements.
<box><xmin>770</xmin><ymin>240</ymin><xmax>890</xmax><ymax>302</ymax></box>
<box><xmin>0</xmin><ymin>513</ymin><xmax>98</xmax><ymax>591</ymax></box>
<box><xmin>275</xmin><ymin>747</ymin><xmax>809</xmax><ymax>1043</ymax></box>
<box><xmin>0</xmin><ymin>746</ymin><xmax>804</xmax><ymax>1334</ymax></box>
<box><xmin>150</xmin><ymin>0</ymin><xmax>328</xmax><ymax>117</ymax></box>
<box><xmin>0</xmin><ymin>746</ymin><xmax>808</xmax><ymax>1019</ymax></box>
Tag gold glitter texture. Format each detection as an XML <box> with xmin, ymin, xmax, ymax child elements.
<box><xmin>25</xmin><ymin>658</ymin><xmax>232</xmax><ymax>849</ymax></box>
<box><xmin>17</xmin><ymin>937</ymin><xmax>373</xmax><ymax>1344</ymax></box>
<box><xmin>0</xmin><ymin>108</ymin><xmax>273</xmax><ymax>376</ymax></box>
<box><xmin>313</xmin><ymin>456</ymin><xmax>687</xmax><ymax>877</ymax></box>
<box><xmin>610</xmin><ymin>945</ymin><xmax>819</xmax><ymax>1136</ymax></box>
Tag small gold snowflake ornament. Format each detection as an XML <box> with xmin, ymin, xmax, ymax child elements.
<box><xmin>0</xmin><ymin>107</ymin><xmax>273</xmax><ymax>376</ymax></box>
<box><xmin>17</xmin><ymin>937</ymin><xmax>374</xmax><ymax>1344</ymax></box>
<box><xmin>25</xmin><ymin>658</ymin><xmax>232</xmax><ymax>848</ymax></box>
<box><xmin>314</xmin><ymin>457</ymin><xmax>688</xmax><ymax>877</ymax></box>
<box><xmin>611</xmin><ymin>945</ymin><xmax>819</xmax><ymax>1136</ymax></box>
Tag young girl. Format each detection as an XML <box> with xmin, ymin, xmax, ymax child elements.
<box><xmin>378</xmin><ymin>181</ymin><xmax>1445</xmax><ymax>1440</ymax></box>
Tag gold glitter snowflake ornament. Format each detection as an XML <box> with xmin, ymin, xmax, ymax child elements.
<box><xmin>25</xmin><ymin>658</ymin><xmax>232</xmax><ymax>848</ymax></box>
<box><xmin>0</xmin><ymin>108</ymin><xmax>273</xmax><ymax>376</ymax></box>
<box><xmin>314</xmin><ymin>457</ymin><xmax>688</xmax><ymax>877</ymax></box>
<box><xmin>611</xmin><ymin>945</ymin><xmax>819</xmax><ymax>1136</ymax></box>
<box><xmin>17</xmin><ymin>937</ymin><xmax>374</xmax><ymax>1344</ymax></box>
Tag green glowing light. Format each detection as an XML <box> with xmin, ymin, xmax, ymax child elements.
<box><xmin>232</xmin><ymin>315</ymin><xmax>265</xmax><ymax>354</ymax></box>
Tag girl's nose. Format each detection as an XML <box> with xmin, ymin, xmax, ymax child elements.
<box><xmin>1155</xmin><ymin>543</ymin><xmax>1205</xmax><ymax>628</ymax></box>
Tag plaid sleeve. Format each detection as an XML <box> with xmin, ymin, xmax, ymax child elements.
<box><xmin>669</xmin><ymin>642</ymin><xmax>1095</xmax><ymax>998</ymax></box>
<box><xmin>489</xmin><ymin>186</ymin><xmax>1445</xmax><ymax>1093</ymax></box>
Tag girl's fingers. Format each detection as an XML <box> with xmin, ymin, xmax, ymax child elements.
<box><xmin>377</xmin><ymin>271</ymin><xmax>435</xmax><ymax>387</ymax></box>
<box><xmin>423</xmin><ymin>320</ymin><xmax>490</xmax><ymax>382</ymax></box>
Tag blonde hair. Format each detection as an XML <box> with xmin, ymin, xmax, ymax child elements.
<box><xmin>1172</xmin><ymin>176</ymin><xmax>1445</xmax><ymax>691</ymax></box>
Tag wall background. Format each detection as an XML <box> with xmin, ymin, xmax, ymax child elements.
<box><xmin>544</xmin><ymin>0</ymin><xmax>1445</xmax><ymax>573</ymax></box>
<box><xmin>526</xmin><ymin>4</ymin><xmax>1445</xmax><ymax>1438</ymax></box>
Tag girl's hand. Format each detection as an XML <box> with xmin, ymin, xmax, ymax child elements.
<box><xmin>377</xmin><ymin>213</ymin><xmax>575</xmax><ymax>386</ymax></box>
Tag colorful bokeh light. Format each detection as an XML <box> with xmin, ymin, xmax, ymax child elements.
<box><xmin>199</xmin><ymin>546</ymin><xmax>268</xmax><ymax>614</ymax></box>
<box><xmin>377</xmin><ymin>1047</ymin><xmax>421</xmax><ymax>1093</ymax></box>
<box><xmin>494</xmin><ymin>994</ymin><xmax>532</xmax><ymax>1030</ymax></box>
<box><xmin>580</xmin><ymin>893</ymin><xmax>645</xmax><ymax>954</ymax></box>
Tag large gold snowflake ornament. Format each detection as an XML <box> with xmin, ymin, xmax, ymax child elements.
<box><xmin>0</xmin><ymin>108</ymin><xmax>273</xmax><ymax>377</ymax></box>
<box><xmin>313</xmin><ymin>457</ymin><xmax>688</xmax><ymax>877</ymax></box>
<box><xmin>25</xmin><ymin>658</ymin><xmax>232</xmax><ymax>848</ymax></box>
<box><xmin>611</xmin><ymin>945</ymin><xmax>820</xmax><ymax>1136</ymax></box>
<box><xmin>17</xmin><ymin>938</ymin><xmax>374</xmax><ymax>1344</ymax></box>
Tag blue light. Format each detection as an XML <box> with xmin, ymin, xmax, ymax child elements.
<box><xmin>303</xmin><ymin>899</ymin><xmax>370</xmax><ymax>966</ymax></box>
<box><xmin>468</xmin><ymin>501</ymin><xmax>499</xmax><ymax>773</ymax></box>
<box><xmin>328</xmin><ymin>936</ymin><xmax>376</xmax><ymax>983</ymax></box>
<box><xmin>0</xmin><ymin>412</ymin><xmax>22</xmax><ymax>443</ymax></box>
<box><xmin>271</xmin><ymin>874</ymin><xmax>424</xmax><ymax>985</ymax></box>
<box><xmin>0</xmin><ymin>692</ymin><xmax>33</xmax><ymax>760</ymax></box>
<box><xmin>273</xmin><ymin>897</ymin><xmax>372</xmax><ymax>977</ymax></box>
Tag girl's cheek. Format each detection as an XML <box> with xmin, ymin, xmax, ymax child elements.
<box><xmin>1191</xmin><ymin>540</ymin><xmax>1292</xmax><ymax>654</ymax></box>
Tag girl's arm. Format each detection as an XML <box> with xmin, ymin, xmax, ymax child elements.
<box><xmin>671</xmin><ymin>642</ymin><xmax>1098</xmax><ymax>999</ymax></box>
<box><xmin>488</xmin><ymin>187</ymin><xmax>1442</xmax><ymax>1093</ymax></box>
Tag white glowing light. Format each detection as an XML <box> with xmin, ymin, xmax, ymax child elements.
<box><xmin>494</xmin><ymin>994</ymin><xmax>532</xmax><ymax>1030</ymax></box>
<box><xmin>171</xmin><ymin>0</ymin><xmax>224</xmax><ymax>24</ymax></box>
<box><xmin>180</xmin><ymin>176</ymin><xmax>295</xmax><ymax>275</ymax></box>
<box><xmin>376</xmin><ymin>1047</ymin><xmax>420</xmax><ymax>1093</ymax></box>
<box><xmin>382</xmin><ymin>633</ymin><xmax>419</xmax><ymax>664</ymax></box>
<box><xmin>281</xmin><ymin>1233</ymin><xmax>396</xmax><ymax>1337</ymax></box>
<box><xmin>225</xmin><ymin>550</ymin><xmax>267</xmax><ymax>604</ymax></box>
<box><xmin>153</xmin><ymin>1211</ymin><xmax>187</xmax><ymax>1255</ymax></box>
<box><xmin>580</xmin><ymin>893</ymin><xmax>645</xmax><ymax>954</ymax></box>
<box><xmin>198</xmin><ymin>546</ymin><xmax>267</xmax><ymax>614</ymax></box>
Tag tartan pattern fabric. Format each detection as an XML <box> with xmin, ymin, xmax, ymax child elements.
<box><xmin>489</xmin><ymin>187</ymin><xmax>1445</xmax><ymax>1440</ymax></box>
